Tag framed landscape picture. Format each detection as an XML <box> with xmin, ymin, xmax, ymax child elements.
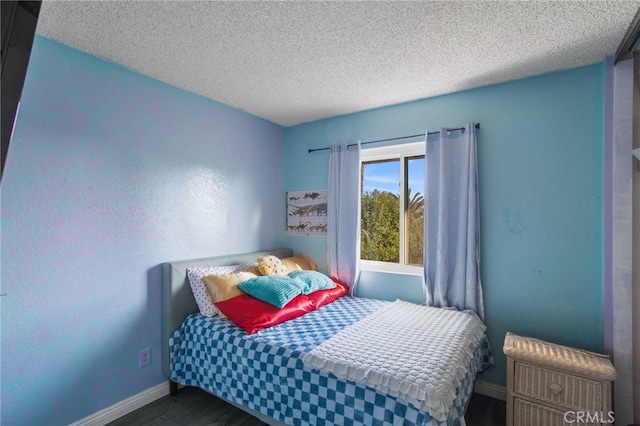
<box><xmin>286</xmin><ymin>190</ymin><xmax>327</xmax><ymax>237</ymax></box>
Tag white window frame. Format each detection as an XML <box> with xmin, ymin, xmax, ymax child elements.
<box><xmin>359</xmin><ymin>141</ymin><xmax>425</xmax><ymax>276</ymax></box>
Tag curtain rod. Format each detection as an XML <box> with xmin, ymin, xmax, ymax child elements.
<box><xmin>307</xmin><ymin>123</ymin><xmax>480</xmax><ymax>153</ymax></box>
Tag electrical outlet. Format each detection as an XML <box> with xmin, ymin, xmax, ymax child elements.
<box><xmin>139</xmin><ymin>348</ymin><xmax>151</xmax><ymax>368</ymax></box>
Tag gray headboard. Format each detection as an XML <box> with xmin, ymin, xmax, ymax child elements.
<box><xmin>161</xmin><ymin>248</ymin><xmax>293</xmax><ymax>376</ymax></box>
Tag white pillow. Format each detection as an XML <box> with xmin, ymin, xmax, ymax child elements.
<box><xmin>187</xmin><ymin>263</ymin><xmax>258</xmax><ymax>316</ymax></box>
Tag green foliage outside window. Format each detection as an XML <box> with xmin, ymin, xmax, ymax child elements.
<box><xmin>406</xmin><ymin>189</ymin><xmax>424</xmax><ymax>266</ymax></box>
<box><xmin>361</xmin><ymin>189</ymin><xmax>424</xmax><ymax>265</ymax></box>
<box><xmin>361</xmin><ymin>189</ymin><xmax>400</xmax><ymax>262</ymax></box>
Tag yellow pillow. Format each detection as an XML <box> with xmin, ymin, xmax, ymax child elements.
<box><xmin>257</xmin><ymin>255</ymin><xmax>289</xmax><ymax>276</ymax></box>
<box><xmin>246</xmin><ymin>265</ymin><xmax>262</xmax><ymax>276</ymax></box>
<box><xmin>282</xmin><ymin>253</ymin><xmax>318</xmax><ymax>272</ymax></box>
<box><xmin>203</xmin><ymin>271</ymin><xmax>257</xmax><ymax>319</ymax></box>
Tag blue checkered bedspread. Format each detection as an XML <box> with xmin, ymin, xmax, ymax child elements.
<box><xmin>170</xmin><ymin>296</ymin><xmax>493</xmax><ymax>426</ymax></box>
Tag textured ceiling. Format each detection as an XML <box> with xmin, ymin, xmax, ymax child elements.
<box><xmin>36</xmin><ymin>1</ymin><xmax>640</xmax><ymax>127</ymax></box>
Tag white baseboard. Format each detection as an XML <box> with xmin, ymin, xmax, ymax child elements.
<box><xmin>70</xmin><ymin>381</ymin><xmax>169</xmax><ymax>426</ymax></box>
<box><xmin>473</xmin><ymin>380</ymin><xmax>507</xmax><ymax>401</ymax></box>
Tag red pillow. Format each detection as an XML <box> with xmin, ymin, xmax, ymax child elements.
<box><xmin>215</xmin><ymin>293</ymin><xmax>315</xmax><ymax>334</ymax></box>
<box><xmin>306</xmin><ymin>280</ymin><xmax>348</xmax><ymax>308</ymax></box>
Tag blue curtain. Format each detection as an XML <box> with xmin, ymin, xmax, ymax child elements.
<box><xmin>327</xmin><ymin>143</ymin><xmax>361</xmax><ymax>295</ymax></box>
<box><xmin>423</xmin><ymin>123</ymin><xmax>484</xmax><ymax>319</ymax></box>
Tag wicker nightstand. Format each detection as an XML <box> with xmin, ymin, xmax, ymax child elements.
<box><xmin>503</xmin><ymin>332</ymin><xmax>617</xmax><ymax>426</ymax></box>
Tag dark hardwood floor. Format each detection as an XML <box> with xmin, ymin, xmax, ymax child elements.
<box><xmin>465</xmin><ymin>393</ymin><xmax>506</xmax><ymax>426</ymax></box>
<box><xmin>107</xmin><ymin>386</ymin><xmax>505</xmax><ymax>426</ymax></box>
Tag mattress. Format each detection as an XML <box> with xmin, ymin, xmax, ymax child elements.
<box><xmin>170</xmin><ymin>296</ymin><xmax>492</xmax><ymax>426</ymax></box>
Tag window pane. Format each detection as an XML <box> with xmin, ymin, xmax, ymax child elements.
<box><xmin>361</xmin><ymin>160</ymin><xmax>400</xmax><ymax>263</ymax></box>
<box><xmin>406</xmin><ymin>156</ymin><xmax>424</xmax><ymax>266</ymax></box>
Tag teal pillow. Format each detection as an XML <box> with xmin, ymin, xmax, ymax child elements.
<box><xmin>288</xmin><ymin>270</ymin><xmax>336</xmax><ymax>294</ymax></box>
<box><xmin>238</xmin><ymin>276</ymin><xmax>304</xmax><ymax>308</ymax></box>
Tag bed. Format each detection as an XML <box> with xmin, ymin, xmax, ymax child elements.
<box><xmin>162</xmin><ymin>248</ymin><xmax>492</xmax><ymax>426</ymax></box>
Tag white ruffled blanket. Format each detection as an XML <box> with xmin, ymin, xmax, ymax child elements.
<box><xmin>302</xmin><ymin>299</ymin><xmax>486</xmax><ymax>421</ymax></box>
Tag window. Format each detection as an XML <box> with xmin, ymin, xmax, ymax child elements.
<box><xmin>360</xmin><ymin>142</ymin><xmax>424</xmax><ymax>274</ymax></box>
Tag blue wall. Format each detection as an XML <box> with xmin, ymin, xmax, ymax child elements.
<box><xmin>0</xmin><ymin>37</ymin><xmax>284</xmax><ymax>425</ymax></box>
<box><xmin>283</xmin><ymin>63</ymin><xmax>605</xmax><ymax>386</ymax></box>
